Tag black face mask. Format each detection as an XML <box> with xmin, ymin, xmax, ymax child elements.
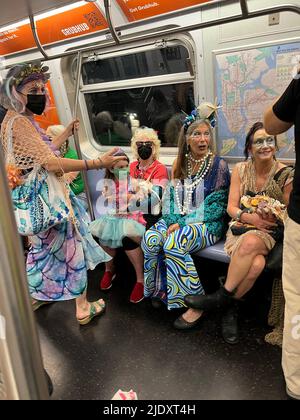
<box><xmin>137</xmin><ymin>144</ymin><xmax>152</xmax><ymax>160</ymax></box>
<box><xmin>26</xmin><ymin>94</ymin><xmax>46</xmax><ymax>115</ymax></box>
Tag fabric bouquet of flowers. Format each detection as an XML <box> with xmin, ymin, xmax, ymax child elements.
<box><xmin>230</xmin><ymin>194</ymin><xmax>286</xmax><ymax>240</ymax></box>
<box><xmin>240</xmin><ymin>194</ymin><xmax>286</xmax><ymax>222</ymax></box>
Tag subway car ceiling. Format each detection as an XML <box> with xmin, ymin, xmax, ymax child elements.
<box><xmin>0</xmin><ymin>0</ymin><xmax>78</xmax><ymax>29</ymax></box>
<box><xmin>1</xmin><ymin>1</ymin><xmax>300</xmax><ymax>64</ymax></box>
<box><xmin>0</xmin><ymin>0</ymin><xmax>300</xmax><ymax>165</ymax></box>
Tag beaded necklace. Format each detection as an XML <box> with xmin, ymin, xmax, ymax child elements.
<box><xmin>134</xmin><ymin>159</ymin><xmax>154</xmax><ymax>180</ymax></box>
<box><xmin>187</xmin><ymin>152</ymin><xmax>212</xmax><ymax>179</ymax></box>
<box><xmin>175</xmin><ymin>152</ymin><xmax>213</xmax><ymax>215</ymax></box>
<box><xmin>248</xmin><ymin>159</ymin><xmax>278</xmax><ymax>193</ymax></box>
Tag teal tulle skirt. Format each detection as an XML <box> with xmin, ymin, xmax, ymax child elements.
<box><xmin>90</xmin><ymin>215</ymin><xmax>146</xmax><ymax>248</ymax></box>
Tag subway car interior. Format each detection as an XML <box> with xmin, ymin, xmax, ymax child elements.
<box><xmin>0</xmin><ymin>0</ymin><xmax>300</xmax><ymax>400</ymax></box>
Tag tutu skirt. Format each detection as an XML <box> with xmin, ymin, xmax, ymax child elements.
<box><xmin>90</xmin><ymin>215</ymin><xmax>146</xmax><ymax>248</ymax></box>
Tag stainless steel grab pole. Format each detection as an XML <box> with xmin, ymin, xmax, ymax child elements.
<box><xmin>0</xmin><ymin>147</ymin><xmax>48</xmax><ymax>400</ymax></box>
<box><xmin>72</xmin><ymin>51</ymin><xmax>95</xmax><ymax>221</ymax></box>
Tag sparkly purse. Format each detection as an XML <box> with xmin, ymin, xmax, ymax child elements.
<box><xmin>6</xmin><ymin>116</ymin><xmax>71</xmax><ymax>236</ymax></box>
<box><xmin>230</xmin><ymin>220</ymin><xmax>284</xmax><ymax>241</ymax></box>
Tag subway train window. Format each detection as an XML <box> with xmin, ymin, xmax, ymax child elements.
<box><xmin>85</xmin><ymin>83</ymin><xmax>194</xmax><ymax>147</ymax></box>
<box><xmin>82</xmin><ymin>46</ymin><xmax>191</xmax><ymax>84</ymax></box>
<box><xmin>79</xmin><ymin>40</ymin><xmax>195</xmax><ymax>147</ymax></box>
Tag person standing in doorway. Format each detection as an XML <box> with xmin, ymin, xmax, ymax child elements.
<box><xmin>264</xmin><ymin>74</ymin><xmax>300</xmax><ymax>400</ymax></box>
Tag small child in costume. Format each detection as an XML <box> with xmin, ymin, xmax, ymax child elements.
<box><xmin>89</xmin><ymin>149</ymin><xmax>146</xmax><ymax>303</ymax></box>
<box><xmin>46</xmin><ymin>125</ymin><xmax>84</xmax><ymax>194</ymax></box>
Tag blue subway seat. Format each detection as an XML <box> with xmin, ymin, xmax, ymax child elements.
<box><xmin>194</xmin><ymin>239</ymin><xmax>230</xmax><ymax>264</ymax></box>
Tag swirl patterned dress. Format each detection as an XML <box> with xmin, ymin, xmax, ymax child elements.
<box><xmin>142</xmin><ymin>156</ymin><xmax>230</xmax><ymax>309</ymax></box>
<box><xmin>1</xmin><ymin>110</ymin><xmax>111</xmax><ymax>301</ymax></box>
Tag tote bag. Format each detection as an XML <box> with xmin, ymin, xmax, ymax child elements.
<box><xmin>6</xmin><ymin>116</ymin><xmax>71</xmax><ymax>236</ymax></box>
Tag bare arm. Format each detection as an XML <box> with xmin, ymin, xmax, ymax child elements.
<box><xmin>264</xmin><ymin>105</ymin><xmax>293</xmax><ymax>135</ymax></box>
<box><xmin>51</xmin><ymin>119</ymin><xmax>79</xmax><ymax>149</ymax></box>
<box><xmin>45</xmin><ymin>157</ymin><xmax>93</xmax><ymax>173</ymax></box>
<box><xmin>45</xmin><ymin>148</ymin><xmax>125</xmax><ymax>173</ymax></box>
<box><xmin>227</xmin><ymin>164</ymin><xmax>242</xmax><ymax>219</ymax></box>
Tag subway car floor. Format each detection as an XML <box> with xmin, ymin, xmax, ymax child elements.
<box><xmin>35</xmin><ymin>252</ymin><xmax>288</xmax><ymax>400</ymax></box>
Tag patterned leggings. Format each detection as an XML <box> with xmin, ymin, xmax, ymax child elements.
<box><xmin>141</xmin><ymin>219</ymin><xmax>217</xmax><ymax>309</ymax></box>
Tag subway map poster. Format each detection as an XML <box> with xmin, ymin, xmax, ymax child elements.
<box><xmin>215</xmin><ymin>42</ymin><xmax>300</xmax><ymax>159</ymax></box>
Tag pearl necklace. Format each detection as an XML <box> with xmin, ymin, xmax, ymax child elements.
<box><xmin>189</xmin><ymin>155</ymin><xmax>203</xmax><ymax>164</ymax></box>
<box><xmin>175</xmin><ymin>152</ymin><xmax>213</xmax><ymax>215</ymax></box>
<box><xmin>187</xmin><ymin>152</ymin><xmax>211</xmax><ymax>179</ymax></box>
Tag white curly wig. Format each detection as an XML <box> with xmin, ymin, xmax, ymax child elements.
<box><xmin>131</xmin><ymin>127</ymin><xmax>161</xmax><ymax>160</ymax></box>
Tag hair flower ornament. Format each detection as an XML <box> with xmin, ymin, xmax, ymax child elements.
<box><xmin>183</xmin><ymin>100</ymin><xmax>222</xmax><ymax>132</ymax></box>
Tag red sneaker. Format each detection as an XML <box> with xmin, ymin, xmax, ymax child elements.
<box><xmin>130</xmin><ymin>282</ymin><xmax>144</xmax><ymax>303</ymax></box>
<box><xmin>100</xmin><ymin>271</ymin><xmax>116</xmax><ymax>290</ymax></box>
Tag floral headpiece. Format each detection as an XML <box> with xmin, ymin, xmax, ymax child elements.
<box><xmin>183</xmin><ymin>100</ymin><xmax>222</xmax><ymax>132</ymax></box>
<box><xmin>183</xmin><ymin>108</ymin><xmax>198</xmax><ymax>132</ymax></box>
<box><xmin>11</xmin><ymin>61</ymin><xmax>50</xmax><ymax>89</ymax></box>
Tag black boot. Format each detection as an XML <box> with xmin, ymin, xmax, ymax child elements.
<box><xmin>221</xmin><ymin>303</ymin><xmax>239</xmax><ymax>345</ymax></box>
<box><xmin>184</xmin><ymin>286</ymin><xmax>235</xmax><ymax>311</ymax></box>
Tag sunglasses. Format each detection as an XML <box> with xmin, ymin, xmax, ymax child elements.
<box><xmin>136</xmin><ymin>141</ymin><xmax>153</xmax><ymax>147</ymax></box>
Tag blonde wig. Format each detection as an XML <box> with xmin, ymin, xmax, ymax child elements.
<box><xmin>131</xmin><ymin>127</ymin><xmax>161</xmax><ymax>160</ymax></box>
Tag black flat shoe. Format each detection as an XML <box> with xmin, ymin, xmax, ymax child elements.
<box><xmin>173</xmin><ymin>314</ymin><xmax>203</xmax><ymax>330</ymax></box>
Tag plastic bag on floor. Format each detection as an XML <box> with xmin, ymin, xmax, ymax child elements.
<box><xmin>111</xmin><ymin>389</ymin><xmax>138</xmax><ymax>400</ymax></box>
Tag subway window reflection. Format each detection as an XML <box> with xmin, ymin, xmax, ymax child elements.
<box><xmin>82</xmin><ymin>46</ymin><xmax>190</xmax><ymax>84</ymax></box>
<box><xmin>85</xmin><ymin>83</ymin><xmax>194</xmax><ymax>147</ymax></box>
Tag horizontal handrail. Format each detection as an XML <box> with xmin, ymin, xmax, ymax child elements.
<box><xmin>3</xmin><ymin>2</ymin><xmax>300</xmax><ymax>65</ymax></box>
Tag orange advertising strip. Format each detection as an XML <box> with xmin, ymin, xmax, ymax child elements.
<box><xmin>0</xmin><ymin>3</ymin><xmax>108</xmax><ymax>57</ymax></box>
<box><xmin>116</xmin><ymin>0</ymin><xmax>215</xmax><ymax>22</ymax></box>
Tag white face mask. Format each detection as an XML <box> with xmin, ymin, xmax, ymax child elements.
<box><xmin>252</xmin><ymin>136</ymin><xmax>276</xmax><ymax>150</ymax></box>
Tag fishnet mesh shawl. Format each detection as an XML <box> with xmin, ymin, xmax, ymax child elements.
<box><xmin>1</xmin><ymin>110</ymin><xmax>56</xmax><ymax>169</ymax></box>
<box><xmin>1</xmin><ymin>110</ymin><xmax>75</xmax><ymax>221</ymax></box>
